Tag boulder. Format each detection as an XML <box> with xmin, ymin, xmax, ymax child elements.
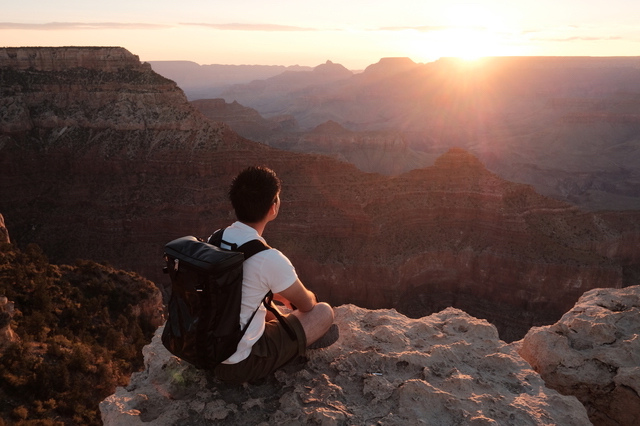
<box><xmin>519</xmin><ymin>285</ymin><xmax>640</xmax><ymax>426</ymax></box>
<box><xmin>101</xmin><ymin>305</ymin><xmax>590</xmax><ymax>425</ymax></box>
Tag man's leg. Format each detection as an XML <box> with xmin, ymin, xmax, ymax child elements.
<box><xmin>291</xmin><ymin>302</ymin><xmax>334</xmax><ymax>346</ymax></box>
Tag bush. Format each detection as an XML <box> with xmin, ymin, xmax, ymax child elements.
<box><xmin>0</xmin><ymin>242</ymin><xmax>161</xmax><ymax>425</ymax></box>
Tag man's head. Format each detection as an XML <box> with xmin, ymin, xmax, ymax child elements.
<box><xmin>229</xmin><ymin>166</ymin><xmax>281</xmax><ymax>223</ymax></box>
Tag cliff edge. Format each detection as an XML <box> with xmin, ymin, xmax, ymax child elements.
<box><xmin>519</xmin><ymin>285</ymin><xmax>640</xmax><ymax>426</ymax></box>
<box><xmin>100</xmin><ymin>305</ymin><xmax>590</xmax><ymax>425</ymax></box>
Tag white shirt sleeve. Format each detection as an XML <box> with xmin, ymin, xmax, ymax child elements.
<box><xmin>258</xmin><ymin>249</ymin><xmax>299</xmax><ymax>294</ymax></box>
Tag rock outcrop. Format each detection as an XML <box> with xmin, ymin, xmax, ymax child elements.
<box><xmin>0</xmin><ymin>46</ymin><xmax>142</xmax><ymax>72</ymax></box>
<box><xmin>0</xmin><ymin>214</ymin><xmax>9</xmax><ymax>244</ymax></box>
<box><xmin>100</xmin><ymin>305</ymin><xmax>591</xmax><ymax>425</ymax></box>
<box><xmin>518</xmin><ymin>285</ymin><xmax>640</xmax><ymax>426</ymax></box>
<box><xmin>0</xmin><ymin>296</ymin><xmax>18</xmax><ymax>350</ymax></box>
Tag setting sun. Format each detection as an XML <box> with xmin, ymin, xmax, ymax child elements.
<box><xmin>435</xmin><ymin>27</ymin><xmax>507</xmax><ymax>60</ymax></box>
<box><xmin>401</xmin><ymin>3</ymin><xmax>522</xmax><ymax>62</ymax></box>
<box><xmin>439</xmin><ymin>3</ymin><xmax>510</xmax><ymax>60</ymax></box>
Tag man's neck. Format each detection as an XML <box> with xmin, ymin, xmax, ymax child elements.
<box><xmin>241</xmin><ymin>220</ymin><xmax>267</xmax><ymax>236</ymax></box>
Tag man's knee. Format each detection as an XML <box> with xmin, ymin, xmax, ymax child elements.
<box><xmin>315</xmin><ymin>302</ymin><xmax>334</xmax><ymax>324</ymax></box>
<box><xmin>292</xmin><ymin>302</ymin><xmax>334</xmax><ymax>333</ymax></box>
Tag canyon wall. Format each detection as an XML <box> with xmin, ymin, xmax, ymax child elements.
<box><xmin>190</xmin><ymin>96</ymin><xmax>435</xmax><ymax>175</ymax></box>
<box><xmin>1</xmin><ymin>47</ymin><xmax>640</xmax><ymax>342</ymax></box>
<box><xmin>191</xmin><ymin>98</ymin><xmax>298</xmax><ymax>141</ymax></box>
<box><xmin>212</xmin><ymin>56</ymin><xmax>640</xmax><ymax>211</ymax></box>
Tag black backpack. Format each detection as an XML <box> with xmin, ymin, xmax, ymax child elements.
<box><xmin>161</xmin><ymin>229</ymin><xmax>272</xmax><ymax>369</ymax></box>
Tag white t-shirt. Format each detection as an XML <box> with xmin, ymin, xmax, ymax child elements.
<box><xmin>212</xmin><ymin>221</ymin><xmax>298</xmax><ymax>364</ymax></box>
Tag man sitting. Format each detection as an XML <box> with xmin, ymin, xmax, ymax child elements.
<box><xmin>212</xmin><ymin>166</ymin><xmax>338</xmax><ymax>384</ymax></box>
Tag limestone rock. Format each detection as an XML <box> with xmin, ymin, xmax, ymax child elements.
<box><xmin>0</xmin><ymin>213</ymin><xmax>9</xmax><ymax>244</ymax></box>
<box><xmin>0</xmin><ymin>46</ymin><xmax>142</xmax><ymax>72</ymax></box>
<box><xmin>0</xmin><ymin>296</ymin><xmax>18</xmax><ymax>350</ymax></box>
<box><xmin>518</xmin><ymin>285</ymin><xmax>640</xmax><ymax>426</ymax></box>
<box><xmin>100</xmin><ymin>305</ymin><xmax>590</xmax><ymax>425</ymax></box>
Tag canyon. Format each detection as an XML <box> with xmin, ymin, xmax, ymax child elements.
<box><xmin>191</xmin><ymin>98</ymin><xmax>434</xmax><ymax>175</ymax></box>
<box><xmin>1</xmin><ymin>47</ymin><xmax>640</xmax><ymax>346</ymax></box>
<box><xmin>180</xmin><ymin>56</ymin><xmax>640</xmax><ymax>211</ymax></box>
<box><xmin>148</xmin><ymin>61</ymin><xmax>315</xmax><ymax>101</ymax></box>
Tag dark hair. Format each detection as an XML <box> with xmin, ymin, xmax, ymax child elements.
<box><xmin>229</xmin><ymin>166</ymin><xmax>281</xmax><ymax>223</ymax></box>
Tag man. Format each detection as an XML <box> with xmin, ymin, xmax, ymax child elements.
<box><xmin>212</xmin><ymin>166</ymin><xmax>338</xmax><ymax>384</ymax></box>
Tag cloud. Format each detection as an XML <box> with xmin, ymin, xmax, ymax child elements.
<box><xmin>0</xmin><ymin>22</ymin><xmax>170</xmax><ymax>30</ymax></box>
<box><xmin>532</xmin><ymin>35</ymin><xmax>623</xmax><ymax>42</ymax></box>
<box><xmin>378</xmin><ymin>25</ymin><xmax>450</xmax><ymax>32</ymax></box>
<box><xmin>181</xmin><ymin>23</ymin><xmax>317</xmax><ymax>31</ymax></box>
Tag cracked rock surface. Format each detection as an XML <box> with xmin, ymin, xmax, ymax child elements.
<box><xmin>101</xmin><ymin>305</ymin><xmax>589</xmax><ymax>425</ymax></box>
<box><xmin>519</xmin><ymin>285</ymin><xmax>640</xmax><ymax>426</ymax></box>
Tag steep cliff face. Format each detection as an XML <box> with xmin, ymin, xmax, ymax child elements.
<box><xmin>264</xmin><ymin>120</ymin><xmax>435</xmax><ymax>175</ymax></box>
<box><xmin>191</xmin><ymin>98</ymin><xmax>298</xmax><ymax>141</ymax></box>
<box><xmin>0</xmin><ymin>46</ymin><xmax>141</xmax><ymax>72</ymax></box>
<box><xmin>2</xmin><ymin>48</ymin><xmax>639</xmax><ymax>343</ymax></box>
<box><xmin>100</xmin><ymin>305</ymin><xmax>591</xmax><ymax>425</ymax></box>
<box><xmin>518</xmin><ymin>285</ymin><xmax>640</xmax><ymax>426</ymax></box>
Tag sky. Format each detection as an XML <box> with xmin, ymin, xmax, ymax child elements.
<box><xmin>2</xmin><ymin>0</ymin><xmax>640</xmax><ymax>69</ymax></box>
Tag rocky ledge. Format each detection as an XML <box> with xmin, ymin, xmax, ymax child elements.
<box><xmin>100</xmin><ymin>305</ymin><xmax>590</xmax><ymax>425</ymax></box>
<box><xmin>0</xmin><ymin>46</ymin><xmax>142</xmax><ymax>71</ymax></box>
<box><xmin>519</xmin><ymin>285</ymin><xmax>640</xmax><ymax>426</ymax></box>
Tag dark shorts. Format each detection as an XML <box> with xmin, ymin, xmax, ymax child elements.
<box><xmin>213</xmin><ymin>313</ymin><xmax>307</xmax><ymax>384</ymax></box>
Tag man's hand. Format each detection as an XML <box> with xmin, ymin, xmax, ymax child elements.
<box><xmin>272</xmin><ymin>292</ymin><xmax>293</xmax><ymax>310</ymax></box>
<box><xmin>277</xmin><ymin>279</ymin><xmax>316</xmax><ymax>312</ymax></box>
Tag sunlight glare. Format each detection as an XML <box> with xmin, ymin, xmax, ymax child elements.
<box><xmin>406</xmin><ymin>3</ymin><xmax>516</xmax><ymax>61</ymax></box>
<box><xmin>444</xmin><ymin>3</ymin><xmax>503</xmax><ymax>29</ymax></box>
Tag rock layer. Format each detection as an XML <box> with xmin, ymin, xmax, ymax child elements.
<box><xmin>100</xmin><ymin>305</ymin><xmax>591</xmax><ymax>425</ymax></box>
<box><xmin>518</xmin><ymin>285</ymin><xmax>640</xmax><ymax>426</ymax></box>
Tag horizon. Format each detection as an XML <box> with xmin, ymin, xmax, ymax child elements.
<box><xmin>3</xmin><ymin>0</ymin><xmax>640</xmax><ymax>69</ymax></box>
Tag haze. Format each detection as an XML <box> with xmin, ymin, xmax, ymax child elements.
<box><xmin>3</xmin><ymin>0</ymin><xmax>640</xmax><ymax>68</ymax></box>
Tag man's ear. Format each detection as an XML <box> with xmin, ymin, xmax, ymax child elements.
<box><xmin>269</xmin><ymin>201</ymin><xmax>279</xmax><ymax>217</ymax></box>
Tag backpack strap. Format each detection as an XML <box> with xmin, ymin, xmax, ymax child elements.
<box><xmin>209</xmin><ymin>229</ymin><xmax>271</xmax><ymax>258</ymax></box>
<box><xmin>209</xmin><ymin>227</ymin><xmax>297</xmax><ymax>341</ymax></box>
<box><xmin>262</xmin><ymin>291</ymin><xmax>298</xmax><ymax>341</ymax></box>
<box><xmin>237</xmin><ymin>239</ymin><xmax>271</xmax><ymax>259</ymax></box>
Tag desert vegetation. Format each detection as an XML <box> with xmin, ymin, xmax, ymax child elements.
<box><xmin>0</xmin><ymin>242</ymin><xmax>161</xmax><ymax>425</ymax></box>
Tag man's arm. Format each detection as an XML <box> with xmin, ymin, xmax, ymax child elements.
<box><xmin>276</xmin><ymin>279</ymin><xmax>317</xmax><ymax>312</ymax></box>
